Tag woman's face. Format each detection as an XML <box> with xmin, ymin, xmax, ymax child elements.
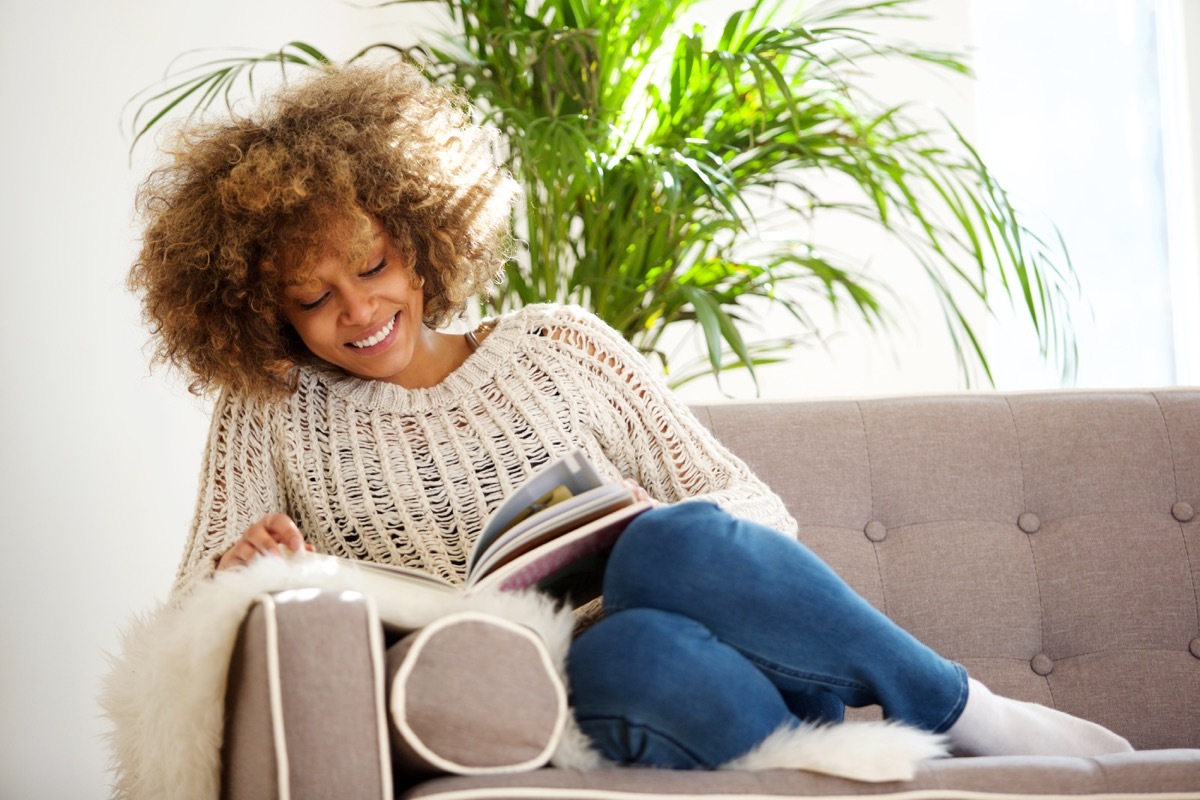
<box><xmin>281</xmin><ymin>221</ymin><xmax>432</xmax><ymax>387</ymax></box>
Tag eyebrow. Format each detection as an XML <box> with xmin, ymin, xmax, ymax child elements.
<box><xmin>282</xmin><ymin>234</ymin><xmax>386</xmax><ymax>288</ymax></box>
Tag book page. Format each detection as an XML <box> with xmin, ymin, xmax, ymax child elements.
<box><xmin>470</xmin><ymin>448</ymin><xmax>605</xmax><ymax>569</ymax></box>
<box><xmin>470</xmin><ymin>483</ymin><xmax>635</xmax><ymax>578</ymax></box>
<box><xmin>470</xmin><ymin>500</ymin><xmax>652</xmax><ymax>601</ymax></box>
<box><xmin>350</xmin><ymin>559</ymin><xmax>461</xmax><ymax>593</ymax></box>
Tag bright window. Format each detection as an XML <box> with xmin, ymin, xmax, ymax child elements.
<box><xmin>972</xmin><ymin>0</ymin><xmax>1195</xmax><ymax>388</ymax></box>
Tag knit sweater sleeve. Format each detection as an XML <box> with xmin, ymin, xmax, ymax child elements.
<box><xmin>537</xmin><ymin>306</ymin><xmax>797</xmax><ymax>535</ymax></box>
<box><xmin>169</xmin><ymin>389</ymin><xmax>287</xmax><ymax>600</ymax></box>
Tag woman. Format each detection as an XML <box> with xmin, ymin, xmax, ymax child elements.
<box><xmin>129</xmin><ymin>61</ymin><xmax>1131</xmax><ymax>768</ymax></box>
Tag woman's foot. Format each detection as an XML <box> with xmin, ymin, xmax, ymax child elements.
<box><xmin>947</xmin><ymin>678</ymin><xmax>1133</xmax><ymax>757</ymax></box>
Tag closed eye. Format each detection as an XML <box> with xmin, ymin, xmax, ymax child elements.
<box><xmin>293</xmin><ymin>258</ymin><xmax>386</xmax><ymax>311</ymax></box>
<box><xmin>361</xmin><ymin>259</ymin><xmax>388</xmax><ymax>278</ymax></box>
<box><xmin>298</xmin><ymin>293</ymin><xmax>329</xmax><ymax>312</ymax></box>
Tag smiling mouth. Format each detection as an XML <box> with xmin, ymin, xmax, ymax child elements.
<box><xmin>348</xmin><ymin>313</ymin><xmax>397</xmax><ymax>348</ymax></box>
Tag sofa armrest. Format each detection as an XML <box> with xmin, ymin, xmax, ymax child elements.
<box><xmin>222</xmin><ymin>588</ymin><xmax>392</xmax><ymax>800</ymax></box>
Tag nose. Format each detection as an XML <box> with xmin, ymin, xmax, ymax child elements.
<box><xmin>339</xmin><ymin>284</ymin><xmax>376</xmax><ymax>326</ymax></box>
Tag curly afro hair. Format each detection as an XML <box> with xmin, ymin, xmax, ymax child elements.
<box><xmin>129</xmin><ymin>60</ymin><xmax>518</xmax><ymax>398</ymax></box>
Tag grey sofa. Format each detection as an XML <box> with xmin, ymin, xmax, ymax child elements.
<box><xmin>221</xmin><ymin>389</ymin><xmax>1200</xmax><ymax>799</ymax></box>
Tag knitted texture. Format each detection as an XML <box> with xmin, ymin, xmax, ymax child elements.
<box><xmin>173</xmin><ymin>304</ymin><xmax>796</xmax><ymax>598</ymax></box>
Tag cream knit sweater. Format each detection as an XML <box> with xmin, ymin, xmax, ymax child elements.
<box><xmin>172</xmin><ymin>304</ymin><xmax>796</xmax><ymax>598</ymax></box>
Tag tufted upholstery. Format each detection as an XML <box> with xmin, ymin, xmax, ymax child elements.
<box><xmin>223</xmin><ymin>389</ymin><xmax>1200</xmax><ymax>798</ymax></box>
<box><xmin>694</xmin><ymin>389</ymin><xmax>1200</xmax><ymax>752</ymax></box>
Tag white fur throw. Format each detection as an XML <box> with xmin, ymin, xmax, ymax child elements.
<box><xmin>101</xmin><ymin>555</ymin><xmax>945</xmax><ymax>800</ymax></box>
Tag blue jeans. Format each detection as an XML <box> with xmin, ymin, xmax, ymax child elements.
<box><xmin>566</xmin><ymin>502</ymin><xmax>968</xmax><ymax>769</ymax></box>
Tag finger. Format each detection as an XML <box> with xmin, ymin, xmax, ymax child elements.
<box><xmin>217</xmin><ymin>514</ymin><xmax>305</xmax><ymax>571</ymax></box>
<box><xmin>242</xmin><ymin>524</ymin><xmax>285</xmax><ymax>557</ymax></box>
<box><xmin>263</xmin><ymin>514</ymin><xmax>306</xmax><ymax>552</ymax></box>
<box><xmin>621</xmin><ymin>478</ymin><xmax>651</xmax><ymax>502</ymax></box>
<box><xmin>217</xmin><ymin>536</ymin><xmax>259</xmax><ymax>570</ymax></box>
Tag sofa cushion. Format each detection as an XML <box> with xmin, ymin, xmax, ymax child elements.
<box><xmin>404</xmin><ymin>750</ymin><xmax>1200</xmax><ymax>799</ymax></box>
<box><xmin>386</xmin><ymin>611</ymin><xmax>567</xmax><ymax>775</ymax></box>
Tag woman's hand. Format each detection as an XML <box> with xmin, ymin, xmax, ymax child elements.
<box><xmin>216</xmin><ymin>513</ymin><xmax>310</xmax><ymax>571</ymax></box>
<box><xmin>621</xmin><ymin>478</ymin><xmax>654</xmax><ymax>504</ymax></box>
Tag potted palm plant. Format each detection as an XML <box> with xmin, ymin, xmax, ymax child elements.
<box><xmin>130</xmin><ymin>0</ymin><xmax>1076</xmax><ymax>391</ymax></box>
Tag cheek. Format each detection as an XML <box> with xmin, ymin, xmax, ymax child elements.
<box><xmin>403</xmin><ymin>275</ymin><xmax>427</xmax><ymax>311</ymax></box>
<box><xmin>283</xmin><ymin>311</ymin><xmax>328</xmax><ymax>354</ymax></box>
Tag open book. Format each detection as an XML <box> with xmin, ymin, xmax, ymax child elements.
<box><xmin>335</xmin><ymin>449</ymin><xmax>653</xmax><ymax>607</ymax></box>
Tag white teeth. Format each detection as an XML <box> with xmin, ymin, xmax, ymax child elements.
<box><xmin>350</xmin><ymin>314</ymin><xmax>396</xmax><ymax>348</ymax></box>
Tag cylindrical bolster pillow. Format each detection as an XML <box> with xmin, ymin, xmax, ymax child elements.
<box><xmin>385</xmin><ymin>611</ymin><xmax>567</xmax><ymax>775</ymax></box>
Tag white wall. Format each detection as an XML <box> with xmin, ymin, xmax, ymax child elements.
<box><xmin>0</xmin><ymin>1</ymin><xmax>1189</xmax><ymax>797</ymax></box>
<box><xmin>0</xmin><ymin>3</ymin><xmax>428</xmax><ymax>797</ymax></box>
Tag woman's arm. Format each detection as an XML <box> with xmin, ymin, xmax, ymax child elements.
<box><xmin>540</xmin><ymin>306</ymin><xmax>798</xmax><ymax>536</ymax></box>
<box><xmin>170</xmin><ymin>389</ymin><xmax>291</xmax><ymax>599</ymax></box>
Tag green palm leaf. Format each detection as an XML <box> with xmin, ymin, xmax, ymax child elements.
<box><xmin>126</xmin><ymin>0</ymin><xmax>1078</xmax><ymax>391</ymax></box>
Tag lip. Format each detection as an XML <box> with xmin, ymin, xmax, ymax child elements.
<box><xmin>345</xmin><ymin>311</ymin><xmax>399</xmax><ymax>355</ymax></box>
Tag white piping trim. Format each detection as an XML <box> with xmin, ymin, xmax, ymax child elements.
<box><xmin>408</xmin><ymin>789</ymin><xmax>1200</xmax><ymax>800</ymax></box>
<box><xmin>256</xmin><ymin>593</ymin><xmax>291</xmax><ymax>800</ymax></box>
<box><xmin>390</xmin><ymin>611</ymin><xmax>568</xmax><ymax>775</ymax></box>
<box><xmin>356</xmin><ymin>591</ymin><xmax>393</xmax><ymax>800</ymax></box>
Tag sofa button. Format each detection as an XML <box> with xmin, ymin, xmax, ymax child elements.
<box><xmin>1030</xmin><ymin>654</ymin><xmax>1054</xmax><ymax>675</ymax></box>
<box><xmin>1190</xmin><ymin>637</ymin><xmax>1200</xmax><ymax>660</ymax></box>
<box><xmin>864</xmin><ymin>521</ymin><xmax>888</xmax><ymax>542</ymax></box>
<box><xmin>1018</xmin><ymin>512</ymin><xmax>1041</xmax><ymax>534</ymax></box>
<box><xmin>1172</xmin><ymin>502</ymin><xmax>1194</xmax><ymax>523</ymax></box>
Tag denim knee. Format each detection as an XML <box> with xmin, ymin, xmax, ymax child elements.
<box><xmin>566</xmin><ymin>607</ymin><xmax>795</xmax><ymax>769</ymax></box>
<box><xmin>603</xmin><ymin>502</ymin><xmax>730</xmax><ymax>611</ymax></box>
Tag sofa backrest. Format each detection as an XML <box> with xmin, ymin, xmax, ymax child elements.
<box><xmin>692</xmin><ymin>390</ymin><xmax>1200</xmax><ymax>750</ymax></box>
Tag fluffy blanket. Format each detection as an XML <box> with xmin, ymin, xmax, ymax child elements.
<box><xmin>101</xmin><ymin>555</ymin><xmax>945</xmax><ymax>800</ymax></box>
